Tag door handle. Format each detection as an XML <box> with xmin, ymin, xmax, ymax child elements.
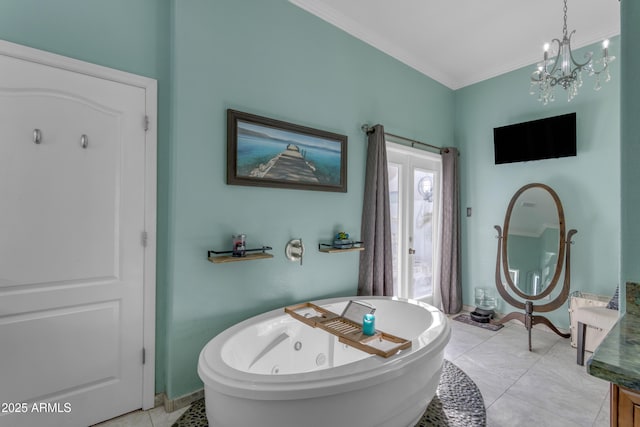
<box><xmin>408</xmin><ymin>248</ymin><xmax>416</xmax><ymax>255</ymax></box>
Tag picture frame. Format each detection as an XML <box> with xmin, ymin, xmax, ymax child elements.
<box><xmin>227</xmin><ymin>109</ymin><xmax>347</xmax><ymax>192</ymax></box>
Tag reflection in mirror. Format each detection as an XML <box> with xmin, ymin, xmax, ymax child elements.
<box><xmin>506</xmin><ymin>187</ymin><xmax>561</xmax><ymax>297</ymax></box>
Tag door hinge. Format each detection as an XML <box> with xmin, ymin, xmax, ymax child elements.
<box><xmin>142</xmin><ymin>347</ymin><xmax>146</xmax><ymax>365</ymax></box>
<box><xmin>141</xmin><ymin>231</ymin><xmax>148</xmax><ymax>247</ymax></box>
<box><xmin>144</xmin><ymin>115</ymin><xmax>149</xmax><ymax>132</ymax></box>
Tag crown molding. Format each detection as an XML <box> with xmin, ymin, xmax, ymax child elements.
<box><xmin>289</xmin><ymin>0</ymin><xmax>457</xmax><ymax>89</ymax></box>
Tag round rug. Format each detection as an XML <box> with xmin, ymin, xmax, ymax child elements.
<box><xmin>418</xmin><ymin>360</ymin><xmax>486</xmax><ymax>426</ymax></box>
<box><xmin>172</xmin><ymin>360</ymin><xmax>485</xmax><ymax>427</ymax></box>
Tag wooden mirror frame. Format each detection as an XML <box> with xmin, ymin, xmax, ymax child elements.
<box><xmin>501</xmin><ymin>183</ymin><xmax>566</xmax><ymax>300</ymax></box>
<box><xmin>493</xmin><ymin>183</ymin><xmax>578</xmax><ymax>351</ymax></box>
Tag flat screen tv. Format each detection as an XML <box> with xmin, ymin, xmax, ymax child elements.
<box><xmin>493</xmin><ymin>113</ymin><xmax>576</xmax><ymax>164</ymax></box>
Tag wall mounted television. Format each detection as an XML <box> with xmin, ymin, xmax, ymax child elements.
<box><xmin>493</xmin><ymin>112</ymin><xmax>576</xmax><ymax>164</ymax></box>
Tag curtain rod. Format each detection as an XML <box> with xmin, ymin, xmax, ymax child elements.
<box><xmin>360</xmin><ymin>124</ymin><xmax>448</xmax><ymax>154</ymax></box>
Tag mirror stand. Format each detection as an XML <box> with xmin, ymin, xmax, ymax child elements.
<box><xmin>492</xmin><ymin>225</ymin><xmax>577</xmax><ymax>351</ymax></box>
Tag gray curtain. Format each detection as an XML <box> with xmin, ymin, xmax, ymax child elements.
<box><xmin>439</xmin><ymin>147</ymin><xmax>462</xmax><ymax>313</ymax></box>
<box><xmin>358</xmin><ymin>125</ymin><xmax>393</xmax><ymax>296</ymax></box>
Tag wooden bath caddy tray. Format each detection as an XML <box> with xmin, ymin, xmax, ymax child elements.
<box><xmin>284</xmin><ymin>302</ymin><xmax>411</xmax><ymax>358</ymax></box>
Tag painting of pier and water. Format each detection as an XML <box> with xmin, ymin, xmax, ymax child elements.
<box><xmin>227</xmin><ymin>109</ymin><xmax>347</xmax><ymax>192</ymax></box>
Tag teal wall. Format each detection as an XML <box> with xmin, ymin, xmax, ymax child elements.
<box><xmin>455</xmin><ymin>39</ymin><xmax>621</xmax><ymax>328</ymax></box>
<box><xmin>1</xmin><ymin>0</ymin><xmax>629</xmax><ymax>401</ymax></box>
<box><xmin>166</xmin><ymin>0</ymin><xmax>453</xmax><ymax>398</ymax></box>
<box><xmin>0</xmin><ymin>0</ymin><xmax>454</xmax><ymax>400</ymax></box>
<box><xmin>621</xmin><ymin>0</ymin><xmax>640</xmax><ymax>312</ymax></box>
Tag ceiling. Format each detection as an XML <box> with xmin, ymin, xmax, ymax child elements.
<box><xmin>289</xmin><ymin>0</ymin><xmax>620</xmax><ymax>90</ymax></box>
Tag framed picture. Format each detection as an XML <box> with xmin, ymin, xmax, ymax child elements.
<box><xmin>227</xmin><ymin>109</ymin><xmax>347</xmax><ymax>192</ymax></box>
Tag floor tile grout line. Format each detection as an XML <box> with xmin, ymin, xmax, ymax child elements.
<box><xmin>592</xmin><ymin>388</ymin><xmax>611</xmax><ymax>427</ymax></box>
<box><xmin>456</xmin><ymin>320</ymin><xmax>586</xmax><ymax>419</ymax></box>
<box><xmin>486</xmin><ymin>333</ymin><xmax>605</xmax><ymax>426</ymax></box>
<box><xmin>453</xmin><ymin>321</ymin><xmax>515</xmax><ymax>413</ymax></box>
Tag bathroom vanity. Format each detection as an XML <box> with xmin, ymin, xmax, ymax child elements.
<box><xmin>588</xmin><ymin>283</ymin><xmax>640</xmax><ymax>426</ymax></box>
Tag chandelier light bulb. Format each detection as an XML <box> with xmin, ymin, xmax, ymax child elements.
<box><xmin>602</xmin><ymin>39</ymin><xmax>610</xmax><ymax>59</ymax></box>
<box><xmin>543</xmin><ymin>43</ymin><xmax>550</xmax><ymax>61</ymax></box>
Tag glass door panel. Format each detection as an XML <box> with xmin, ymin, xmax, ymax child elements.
<box><xmin>388</xmin><ymin>162</ymin><xmax>401</xmax><ymax>296</ymax></box>
<box><xmin>411</xmin><ymin>169</ymin><xmax>435</xmax><ymax>300</ymax></box>
<box><xmin>387</xmin><ymin>142</ymin><xmax>441</xmax><ymax>304</ymax></box>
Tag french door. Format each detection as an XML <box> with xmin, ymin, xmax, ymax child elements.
<box><xmin>387</xmin><ymin>142</ymin><xmax>442</xmax><ymax>304</ymax></box>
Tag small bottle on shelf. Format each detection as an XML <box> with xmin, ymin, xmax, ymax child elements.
<box><xmin>232</xmin><ymin>234</ymin><xmax>246</xmax><ymax>257</ymax></box>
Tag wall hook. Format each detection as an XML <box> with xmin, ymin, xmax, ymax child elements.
<box><xmin>33</xmin><ymin>129</ymin><xmax>41</xmax><ymax>144</ymax></box>
<box><xmin>80</xmin><ymin>134</ymin><xmax>88</xmax><ymax>149</ymax></box>
<box><xmin>285</xmin><ymin>238</ymin><xmax>304</xmax><ymax>266</ymax></box>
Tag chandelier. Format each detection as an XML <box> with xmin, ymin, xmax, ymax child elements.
<box><xmin>530</xmin><ymin>0</ymin><xmax>615</xmax><ymax>104</ymax></box>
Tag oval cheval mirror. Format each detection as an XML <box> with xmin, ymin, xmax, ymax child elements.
<box><xmin>492</xmin><ymin>183</ymin><xmax>577</xmax><ymax>351</ymax></box>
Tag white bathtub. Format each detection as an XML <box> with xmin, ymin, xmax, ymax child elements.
<box><xmin>198</xmin><ymin>296</ymin><xmax>450</xmax><ymax>427</ymax></box>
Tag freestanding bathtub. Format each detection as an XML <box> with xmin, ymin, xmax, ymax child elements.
<box><xmin>198</xmin><ymin>296</ymin><xmax>450</xmax><ymax>427</ymax></box>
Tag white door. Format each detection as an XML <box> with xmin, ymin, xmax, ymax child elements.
<box><xmin>0</xmin><ymin>42</ymin><xmax>155</xmax><ymax>427</ymax></box>
<box><xmin>387</xmin><ymin>142</ymin><xmax>442</xmax><ymax>305</ymax></box>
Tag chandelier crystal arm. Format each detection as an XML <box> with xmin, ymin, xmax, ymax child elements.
<box><xmin>565</xmin><ymin>32</ymin><xmax>593</xmax><ymax>69</ymax></box>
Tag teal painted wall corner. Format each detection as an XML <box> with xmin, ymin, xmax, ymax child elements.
<box><xmin>1</xmin><ymin>0</ymin><xmax>631</xmax><ymax>403</ymax></box>
<box><xmin>620</xmin><ymin>0</ymin><xmax>640</xmax><ymax>313</ymax></box>
<box><xmin>0</xmin><ymin>0</ymin><xmax>454</xmax><ymax>400</ymax></box>
<box><xmin>164</xmin><ymin>0</ymin><xmax>454</xmax><ymax>398</ymax></box>
<box><xmin>455</xmin><ymin>38</ymin><xmax>621</xmax><ymax>328</ymax></box>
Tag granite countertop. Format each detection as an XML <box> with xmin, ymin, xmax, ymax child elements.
<box><xmin>587</xmin><ymin>282</ymin><xmax>640</xmax><ymax>390</ymax></box>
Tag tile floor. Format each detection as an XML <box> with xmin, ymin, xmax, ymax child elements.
<box><xmin>93</xmin><ymin>404</ymin><xmax>188</xmax><ymax>427</ymax></box>
<box><xmin>95</xmin><ymin>316</ymin><xmax>611</xmax><ymax>427</ymax></box>
<box><xmin>446</xmin><ymin>317</ymin><xmax>610</xmax><ymax>427</ymax></box>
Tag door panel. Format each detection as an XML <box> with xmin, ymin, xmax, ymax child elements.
<box><xmin>0</xmin><ymin>49</ymin><xmax>147</xmax><ymax>427</ymax></box>
<box><xmin>2</xmin><ymin>302</ymin><xmax>120</xmax><ymax>401</ymax></box>
<box><xmin>387</xmin><ymin>143</ymin><xmax>441</xmax><ymax>304</ymax></box>
<box><xmin>411</xmin><ymin>168</ymin><xmax>435</xmax><ymax>300</ymax></box>
<box><xmin>388</xmin><ymin>162</ymin><xmax>401</xmax><ymax>296</ymax></box>
<box><xmin>0</xmin><ymin>92</ymin><xmax>119</xmax><ymax>285</ymax></box>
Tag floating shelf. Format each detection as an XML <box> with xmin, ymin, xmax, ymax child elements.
<box><xmin>207</xmin><ymin>246</ymin><xmax>273</xmax><ymax>264</ymax></box>
<box><xmin>318</xmin><ymin>241</ymin><xmax>364</xmax><ymax>253</ymax></box>
<box><xmin>284</xmin><ymin>302</ymin><xmax>410</xmax><ymax>358</ymax></box>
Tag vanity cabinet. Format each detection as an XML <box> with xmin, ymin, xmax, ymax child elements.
<box><xmin>611</xmin><ymin>383</ymin><xmax>640</xmax><ymax>427</ymax></box>
<box><xmin>588</xmin><ymin>283</ymin><xmax>640</xmax><ymax>427</ymax></box>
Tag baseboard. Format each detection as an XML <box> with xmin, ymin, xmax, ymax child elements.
<box><xmin>154</xmin><ymin>393</ymin><xmax>165</xmax><ymax>408</ymax></box>
<box><xmin>163</xmin><ymin>389</ymin><xmax>204</xmax><ymax>413</ymax></box>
